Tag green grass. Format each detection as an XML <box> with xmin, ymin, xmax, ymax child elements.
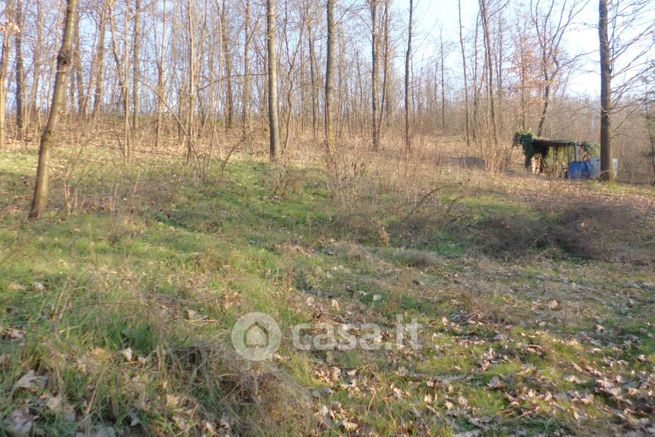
<box><xmin>1</xmin><ymin>147</ymin><xmax>654</xmax><ymax>435</ymax></box>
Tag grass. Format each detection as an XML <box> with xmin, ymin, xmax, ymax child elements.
<box><xmin>0</xmin><ymin>143</ymin><xmax>654</xmax><ymax>435</ymax></box>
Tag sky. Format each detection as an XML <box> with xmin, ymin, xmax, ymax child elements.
<box><xmin>394</xmin><ymin>0</ymin><xmax>641</xmax><ymax>97</ymax></box>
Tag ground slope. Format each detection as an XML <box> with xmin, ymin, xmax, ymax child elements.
<box><xmin>0</xmin><ymin>145</ymin><xmax>654</xmax><ymax>436</ymax></box>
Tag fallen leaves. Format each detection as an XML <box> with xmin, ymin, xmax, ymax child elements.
<box><xmin>4</xmin><ymin>408</ymin><xmax>33</xmax><ymax>437</ymax></box>
<box><xmin>120</xmin><ymin>347</ymin><xmax>134</xmax><ymax>362</ymax></box>
<box><xmin>487</xmin><ymin>376</ymin><xmax>505</xmax><ymax>390</ymax></box>
<box><xmin>12</xmin><ymin>370</ymin><xmax>48</xmax><ymax>393</ymax></box>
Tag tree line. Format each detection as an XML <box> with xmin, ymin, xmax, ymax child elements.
<box><xmin>0</xmin><ymin>0</ymin><xmax>652</xmax><ymax>218</ymax></box>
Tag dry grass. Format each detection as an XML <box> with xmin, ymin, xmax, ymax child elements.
<box><xmin>1</xmin><ymin>127</ymin><xmax>654</xmax><ymax>435</ymax></box>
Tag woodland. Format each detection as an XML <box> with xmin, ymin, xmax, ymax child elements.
<box><xmin>0</xmin><ymin>0</ymin><xmax>654</xmax><ymax>435</ymax></box>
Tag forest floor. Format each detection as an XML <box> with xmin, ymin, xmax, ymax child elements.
<box><xmin>0</xmin><ymin>137</ymin><xmax>654</xmax><ymax>436</ymax></box>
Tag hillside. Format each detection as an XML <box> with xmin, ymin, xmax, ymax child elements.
<box><xmin>1</xmin><ymin>140</ymin><xmax>654</xmax><ymax>436</ymax></box>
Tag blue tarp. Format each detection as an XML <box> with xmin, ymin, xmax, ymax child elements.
<box><xmin>569</xmin><ymin>158</ymin><xmax>617</xmax><ymax>179</ymax></box>
<box><xmin>569</xmin><ymin>161</ymin><xmax>593</xmax><ymax>179</ymax></box>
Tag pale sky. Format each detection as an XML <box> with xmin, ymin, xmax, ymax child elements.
<box><xmin>394</xmin><ymin>0</ymin><xmax>648</xmax><ymax>98</ymax></box>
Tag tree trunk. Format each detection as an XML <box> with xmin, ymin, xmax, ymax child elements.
<box><xmin>598</xmin><ymin>0</ymin><xmax>612</xmax><ymax>181</ymax></box>
<box><xmin>132</xmin><ymin>0</ymin><xmax>141</xmax><ymax>131</ymax></box>
<box><xmin>370</xmin><ymin>0</ymin><xmax>380</xmax><ymax>151</ymax></box>
<box><xmin>440</xmin><ymin>30</ymin><xmax>446</xmax><ymax>132</ymax></box>
<box><xmin>479</xmin><ymin>0</ymin><xmax>498</xmax><ymax>147</ymax></box>
<box><xmin>122</xmin><ymin>5</ymin><xmax>130</xmax><ymax>162</ymax></box>
<box><xmin>221</xmin><ymin>1</ymin><xmax>234</xmax><ymax>129</ymax></box>
<box><xmin>380</xmin><ymin>0</ymin><xmax>390</xmax><ymax>128</ymax></box>
<box><xmin>267</xmin><ymin>0</ymin><xmax>280</xmax><ymax>160</ymax></box>
<box><xmin>537</xmin><ymin>78</ymin><xmax>550</xmax><ymax>136</ymax></box>
<box><xmin>242</xmin><ymin>0</ymin><xmax>251</xmax><ymax>141</ymax></box>
<box><xmin>15</xmin><ymin>0</ymin><xmax>25</xmax><ymax>140</ymax></box>
<box><xmin>186</xmin><ymin>0</ymin><xmax>196</xmax><ymax>163</ymax></box>
<box><xmin>308</xmin><ymin>26</ymin><xmax>318</xmax><ymax>141</ymax></box>
<box><xmin>0</xmin><ymin>0</ymin><xmax>14</xmax><ymax>149</ymax></box>
<box><xmin>458</xmin><ymin>0</ymin><xmax>470</xmax><ymax>147</ymax></box>
<box><xmin>29</xmin><ymin>0</ymin><xmax>79</xmax><ymax>219</ymax></box>
<box><xmin>404</xmin><ymin>0</ymin><xmax>413</xmax><ymax>152</ymax></box>
<box><xmin>325</xmin><ymin>0</ymin><xmax>335</xmax><ymax>156</ymax></box>
<box><xmin>155</xmin><ymin>0</ymin><xmax>166</xmax><ymax>147</ymax></box>
<box><xmin>91</xmin><ymin>0</ymin><xmax>108</xmax><ymax>118</ymax></box>
<box><xmin>73</xmin><ymin>9</ymin><xmax>85</xmax><ymax>115</ymax></box>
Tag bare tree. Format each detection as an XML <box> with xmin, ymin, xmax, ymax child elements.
<box><xmin>72</xmin><ymin>8</ymin><xmax>84</xmax><ymax>115</ymax></box>
<box><xmin>29</xmin><ymin>0</ymin><xmax>79</xmax><ymax>219</ymax></box>
<box><xmin>458</xmin><ymin>0</ymin><xmax>470</xmax><ymax>147</ymax></box>
<box><xmin>369</xmin><ymin>0</ymin><xmax>380</xmax><ymax>151</ymax></box>
<box><xmin>598</xmin><ymin>0</ymin><xmax>653</xmax><ymax>181</ymax></box>
<box><xmin>479</xmin><ymin>0</ymin><xmax>498</xmax><ymax>147</ymax></box>
<box><xmin>132</xmin><ymin>0</ymin><xmax>141</xmax><ymax>131</ymax></box>
<box><xmin>646</xmin><ymin>76</ymin><xmax>655</xmax><ymax>183</ymax></box>
<box><xmin>325</xmin><ymin>0</ymin><xmax>335</xmax><ymax>156</ymax></box>
<box><xmin>154</xmin><ymin>0</ymin><xmax>167</xmax><ymax>147</ymax></box>
<box><xmin>242</xmin><ymin>0</ymin><xmax>251</xmax><ymax>140</ymax></box>
<box><xmin>599</xmin><ymin>0</ymin><xmax>611</xmax><ymax>180</ymax></box>
<box><xmin>404</xmin><ymin>0</ymin><xmax>413</xmax><ymax>151</ymax></box>
<box><xmin>267</xmin><ymin>0</ymin><xmax>280</xmax><ymax>160</ymax></box>
<box><xmin>91</xmin><ymin>0</ymin><xmax>108</xmax><ymax>119</ymax></box>
<box><xmin>439</xmin><ymin>29</ymin><xmax>446</xmax><ymax>131</ymax></box>
<box><xmin>221</xmin><ymin>0</ymin><xmax>234</xmax><ymax>129</ymax></box>
<box><xmin>14</xmin><ymin>0</ymin><xmax>25</xmax><ymax>140</ymax></box>
<box><xmin>185</xmin><ymin>0</ymin><xmax>196</xmax><ymax>163</ymax></box>
<box><xmin>530</xmin><ymin>0</ymin><xmax>585</xmax><ymax>136</ymax></box>
<box><xmin>380</xmin><ymin>0</ymin><xmax>390</xmax><ymax>127</ymax></box>
<box><xmin>0</xmin><ymin>0</ymin><xmax>14</xmax><ymax>149</ymax></box>
<box><xmin>306</xmin><ymin>9</ymin><xmax>319</xmax><ymax>142</ymax></box>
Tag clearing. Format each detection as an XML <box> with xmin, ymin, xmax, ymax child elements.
<box><xmin>1</xmin><ymin>141</ymin><xmax>654</xmax><ymax>436</ymax></box>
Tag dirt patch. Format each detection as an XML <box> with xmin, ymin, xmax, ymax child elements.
<box><xmin>459</xmin><ymin>201</ymin><xmax>654</xmax><ymax>265</ymax></box>
<box><xmin>551</xmin><ymin>203</ymin><xmax>655</xmax><ymax>265</ymax></box>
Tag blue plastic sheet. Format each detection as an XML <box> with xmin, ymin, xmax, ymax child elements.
<box><xmin>569</xmin><ymin>161</ymin><xmax>592</xmax><ymax>179</ymax></box>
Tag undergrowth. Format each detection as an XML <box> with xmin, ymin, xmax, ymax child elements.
<box><xmin>0</xmin><ymin>144</ymin><xmax>654</xmax><ymax>435</ymax></box>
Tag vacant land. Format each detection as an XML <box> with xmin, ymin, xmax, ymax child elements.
<box><xmin>1</xmin><ymin>141</ymin><xmax>654</xmax><ymax>436</ymax></box>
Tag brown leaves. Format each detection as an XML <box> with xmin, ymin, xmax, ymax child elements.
<box><xmin>4</xmin><ymin>370</ymin><xmax>78</xmax><ymax>435</ymax></box>
<box><xmin>2</xmin><ymin>328</ymin><xmax>25</xmax><ymax>342</ymax></box>
<box><xmin>596</xmin><ymin>377</ymin><xmax>623</xmax><ymax>400</ymax></box>
<box><xmin>43</xmin><ymin>393</ymin><xmax>76</xmax><ymax>421</ymax></box>
<box><xmin>4</xmin><ymin>408</ymin><xmax>34</xmax><ymax>437</ymax></box>
<box><xmin>487</xmin><ymin>376</ymin><xmax>505</xmax><ymax>390</ymax></box>
<box><xmin>12</xmin><ymin>371</ymin><xmax>48</xmax><ymax>393</ymax></box>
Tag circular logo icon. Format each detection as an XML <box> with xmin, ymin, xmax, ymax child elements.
<box><xmin>231</xmin><ymin>312</ymin><xmax>281</xmax><ymax>361</ymax></box>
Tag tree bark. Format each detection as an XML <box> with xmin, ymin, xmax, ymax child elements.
<box><xmin>458</xmin><ymin>0</ymin><xmax>470</xmax><ymax>147</ymax></box>
<box><xmin>91</xmin><ymin>0</ymin><xmax>108</xmax><ymax>118</ymax></box>
<box><xmin>72</xmin><ymin>9</ymin><xmax>85</xmax><ymax>115</ymax></box>
<box><xmin>370</xmin><ymin>0</ymin><xmax>380</xmax><ymax>151</ymax></box>
<box><xmin>404</xmin><ymin>0</ymin><xmax>413</xmax><ymax>152</ymax></box>
<box><xmin>155</xmin><ymin>0</ymin><xmax>166</xmax><ymax>147</ymax></box>
<box><xmin>380</xmin><ymin>0</ymin><xmax>390</xmax><ymax>128</ymax></box>
<box><xmin>598</xmin><ymin>0</ymin><xmax>612</xmax><ymax>181</ymax></box>
<box><xmin>29</xmin><ymin>0</ymin><xmax>79</xmax><ymax>219</ymax></box>
<box><xmin>325</xmin><ymin>0</ymin><xmax>335</xmax><ymax>156</ymax></box>
<box><xmin>242</xmin><ymin>0</ymin><xmax>251</xmax><ymax>141</ymax></box>
<box><xmin>308</xmin><ymin>26</ymin><xmax>318</xmax><ymax>141</ymax></box>
<box><xmin>440</xmin><ymin>29</ymin><xmax>446</xmax><ymax>131</ymax></box>
<box><xmin>14</xmin><ymin>0</ymin><xmax>25</xmax><ymax>140</ymax></box>
<box><xmin>479</xmin><ymin>0</ymin><xmax>498</xmax><ymax>147</ymax></box>
<box><xmin>186</xmin><ymin>0</ymin><xmax>196</xmax><ymax>163</ymax></box>
<box><xmin>132</xmin><ymin>0</ymin><xmax>141</xmax><ymax>131</ymax></box>
<box><xmin>0</xmin><ymin>0</ymin><xmax>14</xmax><ymax>149</ymax></box>
<box><xmin>221</xmin><ymin>0</ymin><xmax>234</xmax><ymax>129</ymax></box>
<box><xmin>267</xmin><ymin>0</ymin><xmax>280</xmax><ymax>160</ymax></box>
